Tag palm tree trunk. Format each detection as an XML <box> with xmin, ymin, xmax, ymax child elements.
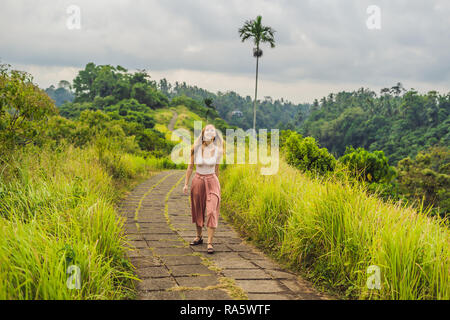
<box><xmin>253</xmin><ymin>54</ymin><xmax>259</xmax><ymax>132</ymax></box>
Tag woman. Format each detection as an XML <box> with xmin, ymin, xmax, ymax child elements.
<box><xmin>183</xmin><ymin>124</ymin><xmax>223</xmax><ymax>254</ymax></box>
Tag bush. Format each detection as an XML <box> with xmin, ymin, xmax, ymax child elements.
<box><xmin>131</xmin><ymin>83</ymin><xmax>168</xmax><ymax>109</ymax></box>
<box><xmin>0</xmin><ymin>63</ymin><xmax>58</xmax><ymax>153</ymax></box>
<box><xmin>284</xmin><ymin>131</ymin><xmax>336</xmax><ymax>175</ymax></box>
<box><xmin>396</xmin><ymin>145</ymin><xmax>450</xmax><ymax>218</ymax></box>
<box><xmin>339</xmin><ymin>146</ymin><xmax>397</xmax><ymax>184</ymax></box>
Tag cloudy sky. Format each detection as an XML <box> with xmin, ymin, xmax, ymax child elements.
<box><xmin>1</xmin><ymin>0</ymin><xmax>449</xmax><ymax>103</ymax></box>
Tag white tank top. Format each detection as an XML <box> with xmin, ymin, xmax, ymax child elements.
<box><xmin>195</xmin><ymin>145</ymin><xmax>219</xmax><ymax>175</ymax></box>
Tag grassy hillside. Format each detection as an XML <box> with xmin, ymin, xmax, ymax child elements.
<box><xmin>152</xmin><ymin>105</ymin><xmax>205</xmax><ymax>140</ymax></box>
<box><xmin>0</xmin><ymin>141</ymin><xmax>174</xmax><ymax>299</ymax></box>
<box><xmin>0</xmin><ymin>63</ymin><xmax>218</xmax><ymax>299</ymax></box>
<box><xmin>220</xmin><ymin>158</ymin><xmax>450</xmax><ymax>300</ymax></box>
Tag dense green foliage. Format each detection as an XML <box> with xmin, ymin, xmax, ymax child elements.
<box><xmin>339</xmin><ymin>146</ymin><xmax>397</xmax><ymax>184</ymax></box>
<box><xmin>55</xmin><ymin>63</ymin><xmax>181</xmax><ymax>157</ymax></box>
<box><xmin>0</xmin><ymin>63</ymin><xmax>58</xmax><ymax>152</ymax></box>
<box><xmin>283</xmin><ymin>131</ymin><xmax>337</xmax><ymax>175</ymax></box>
<box><xmin>299</xmin><ymin>85</ymin><xmax>450</xmax><ymax>166</ymax></box>
<box><xmin>60</xmin><ymin>63</ymin><xmax>168</xmax><ymax>115</ymax></box>
<box><xmin>105</xmin><ymin>99</ymin><xmax>156</xmax><ymax>129</ymax></box>
<box><xmin>55</xmin><ymin>63</ymin><xmax>235</xmax><ymax>155</ymax></box>
<box><xmin>44</xmin><ymin>109</ymin><xmax>172</xmax><ymax>158</ymax></box>
<box><xmin>397</xmin><ymin>146</ymin><xmax>450</xmax><ymax>218</ymax></box>
<box><xmin>72</xmin><ymin>63</ymin><xmax>168</xmax><ymax>108</ymax></box>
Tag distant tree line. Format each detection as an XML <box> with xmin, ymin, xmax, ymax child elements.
<box><xmin>298</xmin><ymin>84</ymin><xmax>449</xmax><ymax>166</ymax></box>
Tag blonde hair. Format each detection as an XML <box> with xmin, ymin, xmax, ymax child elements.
<box><xmin>190</xmin><ymin>124</ymin><xmax>224</xmax><ymax>160</ymax></box>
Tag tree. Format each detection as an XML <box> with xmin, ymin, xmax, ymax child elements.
<box><xmin>73</xmin><ymin>62</ymin><xmax>99</xmax><ymax>102</ymax></box>
<box><xmin>45</xmin><ymin>83</ymin><xmax>75</xmax><ymax>107</ymax></box>
<box><xmin>204</xmin><ymin>98</ymin><xmax>216</xmax><ymax>122</ymax></box>
<box><xmin>390</xmin><ymin>82</ymin><xmax>406</xmax><ymax>96</ymax></box>
<box><xmin>0</xmin><ymin>64</ymin><xmax>57</xmax><ymax>152</ymax></box>
<box><xmin>396</xmin><ymin>146</ymin><xmax>449</xmax><ymax>218</ymax></box>
<box><xmin>284</xmin><ymin>132</ymin><xmax>337</xmax><ymax>175</ymax></box>
<box><xmin>238</xmin><ymin>15</ymin><xmax>276</xmax><ymax>132</ymax></box>
<box><xmin>400</xmin><ymin>90</ymin><xmax>424</xmax><ymax>128</ymax></box>
<box><xmin>131</xmin><ymin>83</ymin><xmax>156</xmax><ymax>107</ymax></box>
<box><xmin>339</xmin><ymin>146</ymin><xmax>397</xmax><ymax>184</ymax></box>
<box><xmin>58</xmin><ymin>80</ymin><xmax>72</xmax><ymax>91</ymax></box>
<box><xmin>158</xmin><ymin>78</ymin><xmax>172</xmax><ymax>96</ymax></box>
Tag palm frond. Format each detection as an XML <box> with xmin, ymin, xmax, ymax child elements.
<box><xmin>238</xmin><ymin>15</ymin><xmax>276</xmax><ymax>49</ymax></box>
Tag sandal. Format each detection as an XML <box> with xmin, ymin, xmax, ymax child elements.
<box><xmin>190</xmin><ymin>236</ymin><xmax>203</xmax><ymax>245</ymax></box>
<box><xmin>207</xmin><ymin>242</ymin><xmax>214</xmax><ymax>254</ymax></box>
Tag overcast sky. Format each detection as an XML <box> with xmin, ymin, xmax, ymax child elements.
<box><xmin>1</xmin><ymin>0</ymin><xmax>449</xmax><ymax>103</ymax></box>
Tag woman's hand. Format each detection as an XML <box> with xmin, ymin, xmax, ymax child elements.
<box><xmin>183</xmin><ymin>184</ymin><xmax>189</xmax><ymax>195</ymax></box>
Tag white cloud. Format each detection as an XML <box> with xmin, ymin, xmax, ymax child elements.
<box><xmin>183</xmin><ymin>45</ymin><xmax>204</xmax><ymax>54</ymax></box>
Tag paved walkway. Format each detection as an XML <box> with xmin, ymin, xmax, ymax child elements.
<box><xmin>167</xmin><ymin>111</ymin><xmax>178</xmax><ymax>131</ymax></box>
<box><xmin>118</xmin><ymin>170</ymin><xmax>331</xmax><ymax>300</ymax></box>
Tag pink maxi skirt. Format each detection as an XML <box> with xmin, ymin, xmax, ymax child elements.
<box><xmin>190</xmin><ymin>172</ymin><xmax>221</xmax><ymax>228</ymax></box>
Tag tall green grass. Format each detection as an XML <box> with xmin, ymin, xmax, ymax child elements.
<box><xmin>220</xmin><ymin>159</ymin><xmax>450</xmax><ymax>300</ymax></box>
<box><xmin>0</xmin><ymin>142</ymin><xmax>167</xmax><ymax>299</ymax></box>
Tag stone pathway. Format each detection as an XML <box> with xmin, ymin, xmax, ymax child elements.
<box><xmin>168</xmin><ymin>111</ymin><xmax>178</xmax><ymax>131</ymax></box>
<box><xmin>118</xmin><ymin>170</ymin><xmax>332</xmax><ymax>300</ymax></box>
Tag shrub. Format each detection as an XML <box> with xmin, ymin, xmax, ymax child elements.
<box><xmin>0</xmin><ymin>63</ymin><xmax>57</xmax><ymax>153</ymax></box>
<box><xmin>339</xmin><ymin>146</ymin><xmax>397</xmax><ymax>184</ymax></box>
<box><xmin>284</xmin><ymin>131</ymin><xmax>336</xmax><ymax>175</ymax></box>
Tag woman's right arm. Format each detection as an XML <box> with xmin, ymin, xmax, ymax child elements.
<box><xmin>183</xmin><ymin>152</ymin><xmax>194</xmax><ymax>194</ymax></box>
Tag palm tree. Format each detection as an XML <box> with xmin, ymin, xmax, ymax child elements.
<box><xmin>239</xmin><ymin>15</ymin><xmax>276</xmax><ymax>132</ymax></box>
